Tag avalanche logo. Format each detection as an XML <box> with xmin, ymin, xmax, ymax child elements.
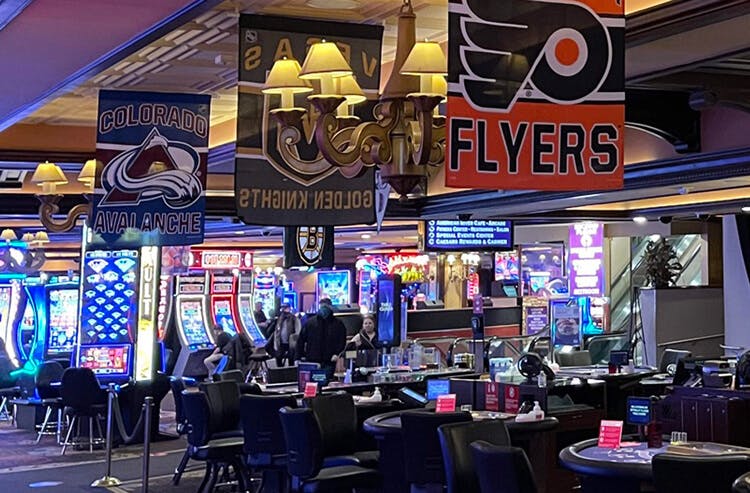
<box><xmin>99</xmin><ymin>128</ymin><xmax>203</xmax><ymax>209</ymax></box>
<box><xmin>452</xmin><ymin>0</ymin><xmax>622</xmax><ymax>112</ymax></box>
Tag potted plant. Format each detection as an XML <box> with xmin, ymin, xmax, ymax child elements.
<box><xmin>644</xmin><ymin>238</ymin><xmax>683</xmax><ymax>288</ymax></box>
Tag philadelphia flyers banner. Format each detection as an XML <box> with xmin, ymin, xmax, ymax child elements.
<box><xmin>446</xmin><ymin>0</ymin><xmax>624</xmax><ymax>191</ymax></box>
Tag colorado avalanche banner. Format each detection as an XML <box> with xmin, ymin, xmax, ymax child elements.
<box><xmin>446</xmin><ymin>0</ymin><xmax>624</xmax><ymax>191</ymax></box>
<box><xmin>235</xmin><ymin>15</ymin><xmax>382</xmax><ymax>226</ymax></box>
<box><xmin>283</xmin><ymin>226</ymin><xmax>334</xmax><ymax>269</ymax></box>
<box><xmin>93</xmin><ymin>90</ymin><xmax>210</xmax><ymax>246</ymax></box>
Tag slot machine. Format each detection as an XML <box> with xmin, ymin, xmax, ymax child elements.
<box><xmin>316</xmin><ymin>270</ymin><xmax>351</xmax><ymax>306</ymax></box>
<box><xmin>237</xmin><ymin>272</ymin><xmax>266</xmax><ymax>346</ymax></box>
<box><xmin>0</xmin><ymin>278</ymin><xmax>23</xmax><ymax>367</ymax></box>
<box><xmin>208</xmin><ymin>272</ymin><xmax>240</xmax><ymax>335</ymax></box>
<box><xmin>77</xmin><ymin>247</ymin><xmax>160</xmax><ymax>384</ymax></box>
<box><xmin>43</xmin><ymin>279</ymin><xmax>80</xmax><ymax>364</ymax></box>
<box><xmin>12</xmin><ymin>279</ymin><xmax>41</xmax><ymax>366</ymax></box>
<box><xmin>173</xmin><ymin>274</ymin><xmax>214</xmax><ymax>378</ymax></box>
<box><xmin>253</xmin><ymin>274</ymin><xmax>276</xmax><ymax>319</ymax></box>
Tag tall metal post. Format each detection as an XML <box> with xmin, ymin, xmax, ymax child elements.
<box><xmin>91</xmin><ymin>383</ymin><xmax>121</xmax><ymax>487</ymax></box>
<box><xmin>141</xmin><ymin>396</ymin><xmax>154</xmax><ymax>493</ymax></box>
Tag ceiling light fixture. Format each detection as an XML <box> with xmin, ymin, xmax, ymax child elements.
<box><xmin>360</xmin><ymin>233</ymin><xmax>372</xmax><ymax>239</ymax></box>
<box><xmin>633</xmin><ymin>216</ymin><xmax>648</xmax><ymax>224</ymax></box>
<box><xmin>262</xmin><ymin>0</ymin><xmax>446</xmax><ymax>200</ymax></box>
<box><xmin>32</xmin><ymin>159</ymin><xmax>102</xmax><ymax>233</ymax></box>
<box><xmin>742</xmin><ymin>206</ymin><xmax>750</xmax><ymax>213</ymax></box>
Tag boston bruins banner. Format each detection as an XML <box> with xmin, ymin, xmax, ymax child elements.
<box><xmin>235</xmin><ymin>15</ymin><xmax>383</xmax><ymax>226</ymax></box>
<box><xmin>446</xmin><ymin>0</ymin><xmax>624</xmax><ymax>191</ymax></box>
<box><xmin>283</xmin><ymin>226</ymin><xmax>334</xmax><ymax>269</ymax></box>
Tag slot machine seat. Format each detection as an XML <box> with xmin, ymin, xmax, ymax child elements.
<box><xmin>0</xmin><ymin>357</ymin><xmax>20</xmax><ymax>422</ymax></box>
<box><xmin>34</xmin><ymin>361</ymin><xmax>65</xmax><ymax>443</ymax></box>
<box><xmin>59</xmin><ymin>368</ymin><xmax>107</xmax><ymax>455</ymax></box>
<box><xmin>279</xmin><ymin>407</ymin><xmax>381</xmax><ymax>493</ymax></box>
<box><xmin>182</xmin><ymin>389</ymin><xmax>250</xmax><ymax>491</ymax></box>
<box><xmin>470</xmin><ymin>442</ymin><xmax>538</xmax><ymax>493</ymax></box>
<box><xmin>215</xmin><ymin>370</ymin><xmax>262</xmax><ymax>395</ymax></box>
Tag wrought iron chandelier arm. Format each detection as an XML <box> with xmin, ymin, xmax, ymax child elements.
<box><xmin>406</xmin><ymin>95</ymin><xmax>445</xmax><ymax>166</ymax></box>
<box><xmin>313</xmin><ymin>111</ymin><xmax>393</xmax><ymax>167</ymax></box>
<box><xmin>37</xmin><ymin>195</ymin><xmax>91</xmax><ymax>233</ymax></box>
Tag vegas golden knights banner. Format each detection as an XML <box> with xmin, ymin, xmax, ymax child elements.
<box><xmin>235</xmin><ymin>15</ymin><xmax>383</xmax><ymax>226</ymax></box>
<box><xmin>446</xmin><ymin>0</ymin><xmax>625</xmax><ymax>191</ymax></box>
<box><xmin>283</xmin><ymin>226</ymin><xmax>334</xmax><ymax>269</ymax></box>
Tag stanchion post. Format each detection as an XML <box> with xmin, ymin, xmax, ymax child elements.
<box><xmin>91</xmin><ymin>383</ymin><xmax>121</xmax><ymax>487</ymax></box>
<box><xmin>141</xmin><ymin>396</ymin><xmax>154</xmax><ymax>493</ymax></box>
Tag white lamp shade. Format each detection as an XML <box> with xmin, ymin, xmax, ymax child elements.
<box><xmin>34</xmin><ymin>231</ymin><xmax>50</xmax><ymax>244</ymax></box>
<box><xmin>432</xmin><ymin>75</ymin><xmax>447</xmax><ymax>100</ymax></box>
<box><xmin>31</xmin><ymin>161</ymin><xmax>68</xmax><ymax>186</ymax></box>
<box><xmin>21</xmin><ymin>233</ymin><xmax>34</xmax><ymax>243</ymax></box>
<box><xmin>0</xmin><ymin>229</ymin><xmax>17</xmax><ymax>241</ymax></box>
<box><xmin>299</xmin><ymin>41</ymin><xmax>352</xmax><ymax>79</ymax></box>
<box><xmin>262</xmin><ymin>58</ymin><xmax>313</xmax><ymax>94</ymax></box>
<box><xmin>400</xmin><ymin>41</ymin><xmax>447</xmax><ymax>76</ymax></box>
<box><xmin>336</xmin><ymin>75</ymin><xmax>366</xmax><ymax>105</ymax></box>
<box><xmin>78</xmin><ymin>159</ymin><xmax>98</xmax><ymax>186</ymax></box>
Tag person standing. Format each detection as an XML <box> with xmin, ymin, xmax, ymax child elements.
<box><xmin>346</xmin><ymin>314</ymin><xmax>377</xmax><ymax>351</ymax></box>
<box><xmin>296</xmin><ymin>298</ymin><xmax>346</xmax><ymax>376</ymax></box>
<box><xmin>273</xmin><ymin>303</ymin><xmax>300</xmax><ymax>367</ymax></box>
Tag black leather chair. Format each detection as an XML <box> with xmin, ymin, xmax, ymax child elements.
<box><xmin>35</xmin><ymin>361</ymin><xmax>65</xmax><ymax>443</ymax></box>
<box><xmin>241</xmin><ymin>394</ymin><xmax>297</xmax><ymax>492</ymax></box>
<box><xmin>170</xmin><ymin>377</ymin><xmax>193</xmax><ymax>485</ymax></box>
<box><xmin>470</xmin><ymin>441</ymin><xmax>537</xmax><ymax>493</ymax></box>
<box><xmin>279</xmin><ymin>406</ymin><xmax>380</xmax><ymax>493</ymax></box>
<box><xmin>438</xmin><ymin>420</ymin><xmax>511</xmax><ymax>493</ymax></box>
<box><xmin>555</xmin><ymin>350</ymin><xmax>592</xmax><ymax>367</ymax></box>
<box><xmin>216</xmin><ymin>369</ymin><xmax>263</xmax><ymax>395</ymax></box>
<box><xmin>0</xmin><ymin>357</ymin><xmax>20</xmax><ymax>423</ymax></box>
<box><xmin>303</xmin><ymin>392</ymin><xmax>379</xmax><ymax>468</ymax></box>
<box><xmin>59</xmin><ymin>367</ymin><xmax>107</xmax><ymax>455</ymax></box>
<box><xmin>652</xmin><ymin>453</ymin><xmax>750</xmax><ymax>493</ymax></box>
<box><xmin>734</xmin><ymin>471</ymin><xmax>750</xmax><ymax>493</ymax></box>
<box><xmin>199</xmin><ymin>380</ymin><xmax>242</xmax><ymax>432</ymax></box>
<box><xmin>401</xmin><ymin>410</ymin><xmax>473</xmax><ymax>493</ymax></box>
<box><xmin>182</xmin><ymin>389</ymin><xmax>249</xmax><ymax>492</ymax></box>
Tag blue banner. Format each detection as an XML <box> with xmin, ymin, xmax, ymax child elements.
<box><xmin>93</xmin><ymin>90</ymin><xmax>210</xmax><ymax>246</ymax></box>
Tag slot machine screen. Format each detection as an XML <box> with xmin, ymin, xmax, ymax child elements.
<box><xmin>213</xmin><ymin>299</ymin><xmax>237</xmax><ymax>335</ymax></box>
<box><xmin>80</xmin><ymin>250</ymin><xmax>139</xmax><ymax>346</ymax></box>
<box><xmin>427</xmin><ymin>379</ymin><xmax>451</xmax><ymax>400</ymax></box>
<box><xmin>316</xmin><ymin>271</ymin><xmax>350</xmax><ymax>305</ymax></box>
<box><xmin>238</xmin><ymin>297</ymin><xmax>266</xmax><ymax>345</ymax></box>
<box><xmin>47</xmin><ymin>288</ymin><xmax>79</xmax><ymax>353</ymax></box>
<box><xmin>79</xmin><ymin>344</ymin><xmax>130</xmax><ymax>376</ymax></box>
<box><xmin>181</xmin><ymin>300</ymin><xmax>211</xmax><ymax>349</ymax></box>
<box><xmin>0</xmin><ymin>286</ymin><xmax>12</xmax><ymax>326</ymax></box>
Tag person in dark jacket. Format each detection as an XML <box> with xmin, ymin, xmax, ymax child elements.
<box><xmin>296</xmin><ymin>299</ymin><xmax>346</xmax><ymax>375</ymax></box>
<box><xmin>204</xmin><ymin>325</ymin><xmax>233</xmax><ymax>375</ymax></box>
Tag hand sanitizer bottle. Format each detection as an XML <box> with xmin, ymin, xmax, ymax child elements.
<box><xmin>371</xmin><ymin>387</ymin><xmax>383</xmax><ymax>402</ymax></box>
<box><xmin>532</xmin><ymin>401</ymin><xmax>545</xmax><ymax>420</ymax></box>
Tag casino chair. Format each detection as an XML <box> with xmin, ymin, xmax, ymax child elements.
<box><xmin>302</xmin><ymin>393</ymin><xmax>379</xmax><ymax>468</ymax></box>
<box><xmin>652</xmin><ymin>453</ymin><xmax>750</xmax><ymax>493</ymax></box>
<box><xmin>59</xmin><ymin>367</ymin><xmax>107</xmax><ymax>455</ymax></box>
<box><xmin>170</xmin><ymin>376</ymin><xmax>198</xmax><ymax>486</ymax></box>
<box><xmin>279</xmin><ymin>406</ymin><xmax>381</xmax><ymax>493</ymax></box>
<box><xmin>182</xmin><ymin>389</ymin><xmax>250</xmax><ymax>492</ymax></box>
<box><xmin>401</xmin><ymin>410</ymin><xmax>473</xmax><ymax>493</ymax></box>
<box><xmin>0</xmin><ymin>357</ymin><xmax>21</xmax><ymax>424</ymax></box>
<box><xmin>34</xmin><ymin>361</ymin><xmax>65</xmax><ymax>443</ymax></box>
<box><xmin>438</xmin><ymin>420</ymin><xmax>511</xmax><ymax>493</ymax></box>
<box><xmin>215</xmin><ymin>369</ymin><xmax>263</xmax><ymax>395</ymax></box>
<box><xmin>555</xmin><ymin>350</ymin><xmax>592</xmax><ymax>367</ymax></box>
<box><xmin>470</xmin><ymin>441</ymin><xmax>537</xmax><ymax>493</ymax></box>
<box><xmin>240</xmin><ymin>394</ymin><xmax>297</xmax><ymax>493</ymax></box>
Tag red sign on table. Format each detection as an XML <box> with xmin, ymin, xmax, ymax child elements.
<box><xmin>504</xmin><ymin>384</ymin><xmax>520</xmax><ymax>413</ymax></box>
<box><xmin>485</xmin><ymin>382</ymin><xmax>499</xmax><ymax>411</ymax></box>
<box><xmin>436</xmin><ymin>394</ymin><xmax>457</xmax><ymax>413</ymax></box>
<box><xmin>598</xmin><ymin>420</ymin><xmax>624</xmax><ymax>449</ymax></box>
<box><xmin>304</xmin><ymin>382</ymin><xmax>319</xmax><ymax>398</ymax></box>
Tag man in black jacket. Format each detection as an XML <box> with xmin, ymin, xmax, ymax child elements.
<box><xmin>296</xmin><ymin>298</ymin><xmax>346</xmax><ymax>375</ymax></box>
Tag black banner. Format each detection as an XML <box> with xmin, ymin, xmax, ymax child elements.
<box><xmin>235</xmin><ymin>15</ymin><xmax>383</xmax><ymax>226</ymax></box>
<box><xmin>283</xmin><ymin>226</ymin><xmax>334</xmax><ymax>268</ymax></box>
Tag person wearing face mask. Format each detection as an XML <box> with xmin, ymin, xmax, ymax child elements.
<box><xmin>346</xmin><ymin>313</ymin><xmax>377</xmax><ymax>351</ymax></box>
<box><xmin>296</xmin><ymin>298</ymin><xmax>346</xmax><ymax>375</ymax></box>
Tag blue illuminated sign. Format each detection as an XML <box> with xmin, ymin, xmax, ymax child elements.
<box><xmin>424</xmin><ymin>220</ymin><xmax>513</xmax><ymax>251</ymax></box>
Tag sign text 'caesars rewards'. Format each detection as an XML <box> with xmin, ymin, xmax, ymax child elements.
<box><xmin>446</xmin><ymin>0</ymin><xmax>624</xmax><ymax>191</ymax></box>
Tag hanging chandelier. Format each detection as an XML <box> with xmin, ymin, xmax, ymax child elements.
<box><xmin>31</xmin><ymin>159</ymin><xmax>99</xmax><ymax>233</ymax></box>
<box><xmin>261</xmin><ymin>0</ymin><xmax>447</xmax><ymax>200</ymax></box>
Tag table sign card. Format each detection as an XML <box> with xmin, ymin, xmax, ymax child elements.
<box><xmin>598</xmin><ymin>420</ymin><xmax>624</xmax><ymax>449</ymax></box>
<box><xmin>436</xmin><ymin>394</ymin><xmax>457</xmax><ymax>413</ymax></box>
<box><xmin>485</xmin><ymin>382</ymin><xmax>500</xmax><ymax>411</ymax></box>
<box><xmin>504</xmin><ymin>384</ymin><xmax>520</xmax><ymax>413</ymax></box>
<box><xmin>304</xmin><ymin>382</ymin><xmax>319</xmax><ymax>398</ymax></box>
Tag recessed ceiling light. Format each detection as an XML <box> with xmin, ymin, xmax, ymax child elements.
<box><xmin>742</xmin><ymin>206</ymin><xmax>750</xmax><ymax>213</ymax></box>
<box><xmin>633</xmin><ymin>216</ymin><xmax>648</xmax><ymax>224</ymax></box>
<box><xmin>306</xmin><ymin>0</ymin><xmax>359</xmax><ymax>9</ymax></box>
<box><xmin>234</xmin><ymin>231</ymin><xmax>245</xmax><ymax>235</ymax></box>
<box><xmin>361</xmin><ymin>234</ymin><xmax>372</xmax><ymax>239</ymax></box>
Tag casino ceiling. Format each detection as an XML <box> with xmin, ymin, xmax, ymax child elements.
<box><xmin>0</xmin><ymin>0</ymin><xmax>749</xmax><ymax>245</ymax></box>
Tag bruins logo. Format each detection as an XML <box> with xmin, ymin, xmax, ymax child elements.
<box><xmin>296</xmin><ymin>226</ymin><xmax>325</xmax><ymax>265</ymax></box>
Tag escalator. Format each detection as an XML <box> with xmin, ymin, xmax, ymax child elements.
<box><xmin>609</xmin><ymin>235</ymin><xmax>704</xmax><ymax>334</ymax></box>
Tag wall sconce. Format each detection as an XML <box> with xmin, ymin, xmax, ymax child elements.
<box><xmin>31</xmin><ymin>159</ymin><xmax>100</xmax><ymax>233</ymax></box>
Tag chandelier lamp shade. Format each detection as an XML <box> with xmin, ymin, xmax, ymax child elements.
<box><xmin>261</xmin><ymin>0</ymin><xmax>447</xmax><ymax>199</ymax></box>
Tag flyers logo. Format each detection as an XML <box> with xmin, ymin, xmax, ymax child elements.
<box><xmin>452</xmin><ymin>0</ymin><xmax>623</xmax><ymax>112</ymax></box>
